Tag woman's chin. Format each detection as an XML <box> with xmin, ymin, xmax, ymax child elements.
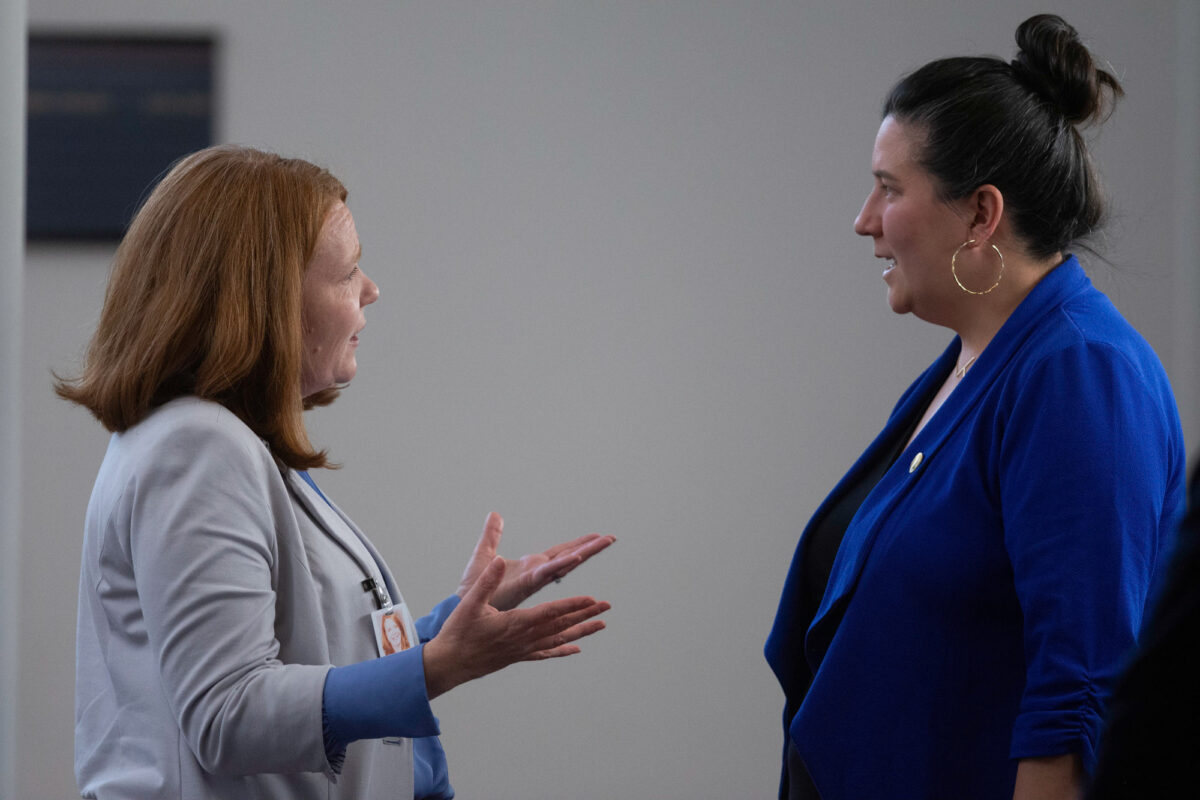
<box><xmin>885</xmin><ymin>288</ymin><xmax>910</xmax><ymax>315</ymax></box>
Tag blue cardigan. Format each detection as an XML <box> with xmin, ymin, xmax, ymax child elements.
<box><xmin>765</xmin><ymin>257</ymin><xmax>1185</xmax><ymax>800</ymax></box>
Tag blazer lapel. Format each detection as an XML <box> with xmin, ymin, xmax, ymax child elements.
<box><xmin>805</xmin><ymin>257</ymin><xmax>1091</xmax><ymax>668</ymax></box>
<box><xmin>284</xmin><ymin>470</ymin><xmax>402</xmax><ymax>602</ymax></box>
<box><xmin>801</xmin><ymin>344</ymin><xmax>957</xmax><ymax>669</ymax></box>
<box><xmin>766</xmin><ymin>347</ymin><xmax>952</xmax><ymax>692</ymax></box>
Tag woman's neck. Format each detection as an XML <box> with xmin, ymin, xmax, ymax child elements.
<box><xmin>951</xmin><ymin>250</ymin><xmax>1063</xmax><ymax>366</ymax></box>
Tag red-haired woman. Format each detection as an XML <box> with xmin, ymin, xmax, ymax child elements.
<box><xmin>60</xmin><ymin>145</ymin><xmax>614</xmax><ymax>800</ymax></box>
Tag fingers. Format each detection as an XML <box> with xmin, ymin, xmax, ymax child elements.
<box><xmin>534</xmin><ymin>535</ymin><xmax>617</xmax><ymax>585</ymax></box>
<box><xmin>429</xmin><ymin>590</ymin><xmax>610</xmax><ymax>695</ymax></box>
<box><xmin>565</xmin><ymin>534</ymin><xmax>616</xmax><ymax>564</ymax></box>
<box><xmin>456</xmin><ymin>514</ymin><xmax>506</xmax><ymax>599</ymax></box>
<box><xmin>525</xmin><ymin>618</ymin><xmax>608</xmax><ymax>660</ymax></box>
<box><xmin>525</xmin><ymin>645</ymin><xmax>582</xmax><ymax>660</ymax></box>
<box><xmin>475</xmin><ymin>511</ymin><xmax>504</xmax><ymax>556</ymax></box>
<box><xmin>461</xmin><ymin>557</ymin><xmax>505</xmax><ymax>610</ymax></box>
<box><xmin>530</xmin><ymin>553</ymin><xmax>584</xmax><ymax>587</ymax></box>
<box><xmin>541</xmin><ymin>532</ymin><xmax>604</xmax><ymax>560</ymax></box>
<box><xmin>518</xmin><ymin>597</ymin><xmax>611</xmax><ymax>645</ymax></box>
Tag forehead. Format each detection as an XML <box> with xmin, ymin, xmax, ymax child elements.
<box><xmin>307</xmin><ymin>201</ymin><xmax>359</xmax><ymax>274</ymax></box>
<box><xmin>872</xmin><ymin>115</ymin><xmax>922</xmax><ymax>174</ymax></box>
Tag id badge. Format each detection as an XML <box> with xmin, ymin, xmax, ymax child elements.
<box><xmin>371</xmin><ymin>600</ymin><xmax>418</xmax><ymax>658</ymax></box>
<box><xmin>371</xmin><ymin>600</ymin><xmax>419</xmax><ymax>747</ymax></box>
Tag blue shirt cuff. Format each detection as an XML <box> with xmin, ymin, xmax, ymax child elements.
<box><xmin>414</xmin><ymin>733</ymin><xmax>454</xmax><ymax>798</ymax></box>
<box><xmin>417</xmin><ymin>595</ymin><xmax>461</xmax><ymax>642</ymax></box>
<box><xmin>322</xmin><ymin>644</ymin><xmax>441</xmax><ymax>750</ymax></box>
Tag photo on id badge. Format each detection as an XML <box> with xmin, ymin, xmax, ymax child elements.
<box><xmin>372</xmin><ymin>601</ymin><xmax>417</xmax><ymax>657</ymax></box>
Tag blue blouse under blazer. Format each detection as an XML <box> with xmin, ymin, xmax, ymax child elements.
<box><xmin>765</xmin><ymin>257</ymin><xmax>1185</xmax><ymax>800</ymax></box>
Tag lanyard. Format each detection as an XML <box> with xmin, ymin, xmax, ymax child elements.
<box><xmin>298</xmin><ymin>470</ymin><xmax>393</xmax><ymax>611</ymax></box>
<box><xmin>361</xmin><ymin>577</ymin><xmax>392</xmax><ymax>611</ymax></box>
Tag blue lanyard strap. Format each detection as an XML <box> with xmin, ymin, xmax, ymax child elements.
<box><xmin>296</xmin><ymin>470</ymin><xmax>389</xmax><ymax>609</ymax></box>
<box><xmin>297</xmin><ymin>470</ymin><xmax>331</xmax><ymax>506</ymax></box>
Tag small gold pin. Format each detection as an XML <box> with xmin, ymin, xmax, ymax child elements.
<box><xmin>908</xmin><ymin>452</ymin><xmax>924</xmax><ymax>473</ymax></box>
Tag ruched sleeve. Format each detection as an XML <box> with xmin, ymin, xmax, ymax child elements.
<box><xmin>1000</xmin><ymin>342</ymin><xmax>1179</xmax><ymax>771</ymax></box>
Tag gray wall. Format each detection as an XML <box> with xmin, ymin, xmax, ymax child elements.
<box><xmin>2</xmin><ymin>1</ymin><xmax>26</xmax><ymax>798</ymax></box>
<box><xmin>17</xmin><ymin>2</ymin><xmax>1199</xmax><ymax>798</ymax></box>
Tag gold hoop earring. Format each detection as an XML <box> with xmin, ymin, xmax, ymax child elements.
<box><xmin>951</xmin><ymin>240</ymin><xmax>1004</xmax><ymax>295</ymax></box>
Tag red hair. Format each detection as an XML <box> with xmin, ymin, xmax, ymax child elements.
<box><xmin>57</xmin><ymin>145</ymin><xmax>347</xmax><ymax>469</ymax></box>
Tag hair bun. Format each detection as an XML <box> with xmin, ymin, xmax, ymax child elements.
<box><xmin>1010</xmin><ymin>13</ymin><xmax>1122</xmax><ymax>124</ymax></box>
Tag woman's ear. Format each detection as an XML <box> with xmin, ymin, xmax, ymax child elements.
<box><xmin>967</xmin><ymin>184</ymin><xmax>1004</xmax><ymax>243</ymax></box>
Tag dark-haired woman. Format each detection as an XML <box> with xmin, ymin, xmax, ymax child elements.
<box><xmin>765</xmin><ymin>15</ymin><xmax>1184</xmax><ymax>800</ymax></box>
<box><xmin>61</xmin><ymin>146</ymin><xmax>614</xmax><ymax>800</ymax></box>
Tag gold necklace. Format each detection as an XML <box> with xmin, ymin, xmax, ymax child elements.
<box><xmin>954</xmin><ymin>355</ymin><xmax>977</xmax><ymax>379</ymax></box>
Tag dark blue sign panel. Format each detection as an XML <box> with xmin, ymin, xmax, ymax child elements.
<box><xmin>27</xmin><ymin>34</ymin><xmax>214</xmax><ymax>241</ymax></box>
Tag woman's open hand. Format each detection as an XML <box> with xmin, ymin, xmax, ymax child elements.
<box><xmin>424</xmin><ymin>557</ymin><xmax>611</xmax><ymax>699</ymax></box>
<box><xmin>455</xmin><ymin>512</ymin><xmax>616</xmax><ymax>611</ymax></box>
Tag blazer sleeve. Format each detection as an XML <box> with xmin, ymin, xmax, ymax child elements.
<box><xmin>1000</xmin><ymin>342</ymin><xmax>1180</xmax><ymax>772</ymax></box>
<box><xmin>119</xmin><ymin>412</ymin><xmax>334</xmax><ymax>778</ymax></box>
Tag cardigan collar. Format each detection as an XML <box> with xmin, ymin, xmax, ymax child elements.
<box><xmin>799</xmin><ymin>256</ymin><xmax>1093</xmax><ymax>673</ymax></box>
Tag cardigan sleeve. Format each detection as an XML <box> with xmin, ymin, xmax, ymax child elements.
<box><xmin>999</xmin><ymin>341</ymin><xmax>1179</xmax><ymax>772</ymax></box>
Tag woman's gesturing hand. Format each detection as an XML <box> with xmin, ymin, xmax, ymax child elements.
<box><xmin>424</xmin><ymin>557</ymin><xmax>611</xmax><ymax>699</ymax></box>
<box><xmin>455</xmin><ymin>512</ymin><xmax>616</xmax><ymax>611</ymax></box>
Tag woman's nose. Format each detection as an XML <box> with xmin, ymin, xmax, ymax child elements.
<box><xmin>853</xmin><ymin>193</ymin><xmax>877</xmax><ymax>237</ymax></box>
<box><xmin>362</xmin><ymin>272</ymin><xmax>380</xmax><ymax>306</ymax></box>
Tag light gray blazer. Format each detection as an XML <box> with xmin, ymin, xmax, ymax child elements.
<box><xmin>75</xmin><ymin>397</ymin><xmax>419</xmax><ymax>799</ymax></box>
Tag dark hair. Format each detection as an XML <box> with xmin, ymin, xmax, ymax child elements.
<box><xmin>55</xmin><ymin>145</ymin><xmax>347</xmax><ymax>469</ymax></box>
<box><xmin>882</xmin><ymin>14</ymin><xmax>1123</xmax><ymax>259</ymax></box>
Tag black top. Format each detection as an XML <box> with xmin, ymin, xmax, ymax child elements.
<box><xmin>783</xmin><ymin>414</ymin><xmax>920</xmax><ymax>800</ymax></box>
